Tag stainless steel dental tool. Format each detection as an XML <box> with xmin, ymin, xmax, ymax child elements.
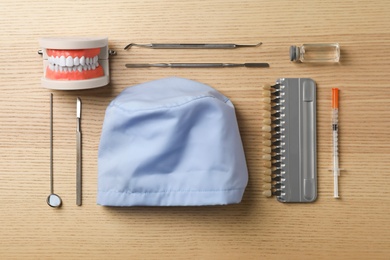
<box><xmin>125</xmin><ymin>63</ymin><xmax>269</xmax><ymax>68</ymax></box>
<box><xmin>76</xmin><ymin>97</ymin><xmax>82</xmax><ymax>206</ymax></box>
<box><xmin>47</xmin><ymin>93</ymin><xmax>62</xmax><ymax>208</ymax></box>
<box><xmin>124</xmin><ymin>42</ymin><xmax>262</xmax><ymax>50</ymax></box>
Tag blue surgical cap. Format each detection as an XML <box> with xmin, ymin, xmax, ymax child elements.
<box><xmin>97</xmin><ymin>77</ymin><xmax>248</xmax><ymax>206</ymax></box>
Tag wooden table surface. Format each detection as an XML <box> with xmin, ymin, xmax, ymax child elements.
<box><xmin>1</xmin><ymin>0</ymin><xmax>389</xmax><ymax>259</ymax></box>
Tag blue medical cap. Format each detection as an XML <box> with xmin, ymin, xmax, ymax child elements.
<box><xmin>97</xmin><ymin>77</ymin><xmax>248</xmax><ymax>206</ymax></box>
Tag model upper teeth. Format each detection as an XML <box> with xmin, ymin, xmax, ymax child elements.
<box><xmin>48</xmin><ymin>55</ymin><xmax>99</xmax><ymax>71</ymax></box>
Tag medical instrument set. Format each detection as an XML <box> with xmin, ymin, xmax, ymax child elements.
<box><xmin>38</xmin><ymin>37</ymin><xmax>342</xmax><ymax>207</ymax></box>
<box><xmin>47</xmin><ymin>94</ymin><xmax>83</xmax><ymax>208</ymax></box>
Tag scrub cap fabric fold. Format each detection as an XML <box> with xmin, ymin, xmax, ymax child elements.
<box><xmin>97</xmin><ymin>77</ymin><xmax>248</xmax><ymax>206</ymax></box>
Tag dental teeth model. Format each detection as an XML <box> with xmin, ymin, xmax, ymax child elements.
<box><xmin>39</xmin><ymin>37</ymin><xmax>111</xmax><ymax>90</ymax></box>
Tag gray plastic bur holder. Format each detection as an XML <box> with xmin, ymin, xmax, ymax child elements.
<box><xmin>276</xmin><ymin>78</ymin><xmax>317</xmax><ymax>203</ymax></box>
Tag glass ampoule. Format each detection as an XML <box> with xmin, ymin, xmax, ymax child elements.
<box><xmin>290</xmin><ymin>43</ymin><xmax>340</xmax><ymax>63</ymax></box>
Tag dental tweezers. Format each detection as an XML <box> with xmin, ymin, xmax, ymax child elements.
<box><xmin>124</xmin><ymin>42</ymin><xmax>262</xmax><ymax>50</ymax></box>
<box><xmin>125</xmin><ymin>63</ymin><xmax>269</xmax><ymax>68</ymax></box>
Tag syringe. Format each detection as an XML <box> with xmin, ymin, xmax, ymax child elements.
<box><xmin>332</xmin><ymin>88</ymin><xmax>340</xmax><ymax>198</ymax></box>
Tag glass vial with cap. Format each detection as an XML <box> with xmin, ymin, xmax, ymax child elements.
<box><xmin>290</xmin><ymin>43</ymin><xmax>340</xmax><ymax>63</ymax></box>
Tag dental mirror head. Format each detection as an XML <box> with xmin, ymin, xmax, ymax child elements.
<box><xmin>47</xmin><ymin>194</ymin><xmax>62</xmax><ymax>208</ymax></box>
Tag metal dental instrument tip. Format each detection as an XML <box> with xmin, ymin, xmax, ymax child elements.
<box><xmin>125</xmin><ymin>63</ymin><xmax>269</xmax><ymax>68</ymax></box>
<box><xmin>47</xmin><ymin>93</ymin><xmax>62</xmax><ymax>208</ymax></box>
<box><xmin>124</xmin><ymin>42</ymin><xmax>262</xmax><ymax>50</ymax></box>
<box><xmin>76</xmin><ymin>97</ymin><xmax>82</xmax><ymax>206</ymax></box>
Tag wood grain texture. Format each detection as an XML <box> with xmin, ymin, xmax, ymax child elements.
<box><xmin>0</xmin><ymin>0</ymin><xmax>389</xmax><ymax>259</ymax></box>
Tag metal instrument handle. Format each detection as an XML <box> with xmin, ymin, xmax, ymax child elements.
<box><xmin>76</xmin><ymin>126</ymin><xmax>82</xmax><ymax>206</ymax></box>
<box><xmin>76</xmin><ymin>97</ymin><xmax>82</xmax><ymax>206</ymax></box>
<box><xmin>243</xmin><ymin>63</ymin><xmax>270</xmax><ymax>68</ymax></box>
<box><xmin>124</xmin><ymin>42</ymin><xmax>262</xmax><ymax>49</ymax></box>
<box><xmin>125</xmin><ymin>63</ymin><xmax>168</xmax><ymax>68</ymax></box>
<box><xmin>151</xmin><ymin>43</ymin><xmax>236</xmax><ymax>49</ymax></box>
<box><xmin>170</xmin><ymin>63</ymin><xmax>224</xmax><ymax>68</ymax></box>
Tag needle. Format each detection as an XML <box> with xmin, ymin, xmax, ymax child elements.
<box><xmin>332</xmin><ymin>88</ymin><xmax>340</xmax><ymax>198</ymax></box>
<box><xmin>76</xmin><ymin>97</ymin><xmax>82</xmax><ymax>206</ymax></box>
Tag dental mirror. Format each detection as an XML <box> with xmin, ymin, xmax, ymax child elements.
<box><xmin>47</xmin><ymin>93</ymin><xmax>62</xmax><ymax>208</ymax></box>
<box><xmin>47</xmin><ymin>194</ymin><xmax>62</xmax><ymax>208</ymax></box>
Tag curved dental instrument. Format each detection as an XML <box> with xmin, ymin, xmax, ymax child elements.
<box><xmin>125</xmin><ymin>63</ymin><xmax>269</xmax><ymax>68</ymax></box>
<box><xmin>124</xmin><ymin>42</ymin><xmax>262</xmax><ymax>50</ymax></box>
<box><xmin>47</xmin><ymin>93</ymin><xmax>62</xmax><ymax>208</ymax></box>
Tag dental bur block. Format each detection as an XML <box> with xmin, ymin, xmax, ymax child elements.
<box><xmin>39</xmin><ymin>37</ymin><xmax>111</xmax><ymax>90</ymax></box>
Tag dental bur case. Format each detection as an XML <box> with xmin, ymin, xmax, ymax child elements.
<box><xmin>39</xmin><ymin>37</ymin><xmax>110</xmax><ymax>90</ymax></box>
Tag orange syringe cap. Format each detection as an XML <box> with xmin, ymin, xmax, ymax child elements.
<box><xmin>332</xmin><ymin>88</ymin><xmax>339</xmax><ymax>109</ymax></box>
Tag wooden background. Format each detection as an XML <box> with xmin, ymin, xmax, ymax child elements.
<box><xmin>0</xmin><ymin>0</ymin><xmax>389</xmax><ymax>259</ymax></box>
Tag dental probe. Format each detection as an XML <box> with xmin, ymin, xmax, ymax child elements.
<box><xmin>125</xmin><ymin>63</ymin><xmax>269</xmax><ymax>68</ymax></box>
<box><xmin>124</xmin><ymin>42</ymin><xmax>262</xmax><ymax>50</ymax></box>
